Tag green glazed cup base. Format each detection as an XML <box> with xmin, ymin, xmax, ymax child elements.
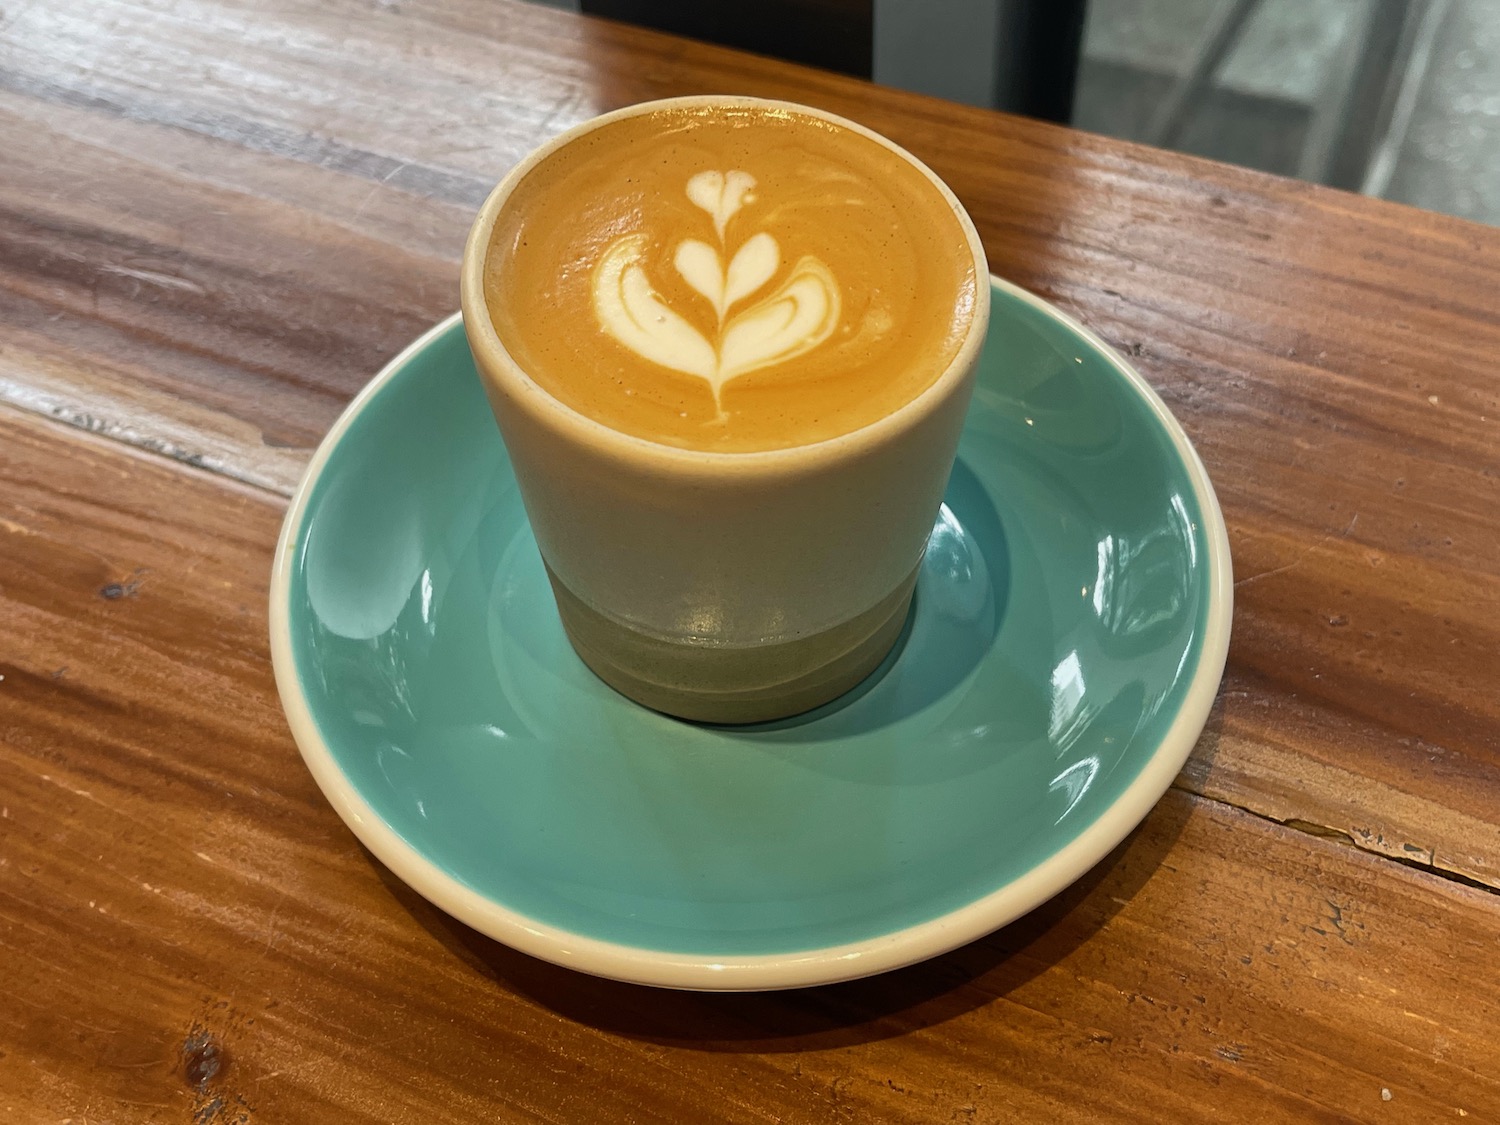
<box><xmin>548</xmin><ymin>563</ymin><xmax>919</xmax><ymax>724</ymax></box>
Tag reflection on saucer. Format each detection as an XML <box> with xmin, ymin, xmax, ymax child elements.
<box><xmin>272</xmin><ymin>279</ymin><xmax>1231</xmax><ymax>989</ymax></box>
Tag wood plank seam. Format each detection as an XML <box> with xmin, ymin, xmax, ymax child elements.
<box><xmin>1170</xmin><ymin>777</ymin><xmax>1500</xmax><ymax>898</ymax></box>
<box><xmin>0</xmin><ymin>398</ymin><xmax>292</xmax><ymax>506</ymax></box>
<box><xmin>5</xmin><ymin>399</ymin><xmax>1493</xmax><ymax>911</ymax></box>
<box><xmin>0</xmin><ymin>392</ymin><xmax>293</xmax><ymax>497</ymax></box>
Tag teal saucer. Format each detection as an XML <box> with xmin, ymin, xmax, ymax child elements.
<box><xmin>271</xmin><ymin>277</ymin><xmax>1232</xmax><ymax>991</ymax></box>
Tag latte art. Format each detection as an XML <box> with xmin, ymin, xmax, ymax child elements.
<box><xmin>483</xmin><ymin>103</ymin><xmax>979</xmax><ymax>452</ymax></box>
<box><xmin>592</xmin><ymin>170</ymin><xmax>842</xmax><ymax>410</ymax></box>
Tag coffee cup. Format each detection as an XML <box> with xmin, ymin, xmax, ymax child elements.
<box><xmin>461</xmin><ymin>96</ymin><xmax>989</xmax><ymax>723</ymax></box>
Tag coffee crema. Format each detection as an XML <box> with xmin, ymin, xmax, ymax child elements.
<box><xmin>483</xmin><ymin>104</ymin><xmax>979</xmax><ymax>453</ymax></box>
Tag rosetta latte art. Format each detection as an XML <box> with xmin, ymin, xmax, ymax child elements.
<box><xmin>591</xmin><ymin>170</ymin><xmax>841</xmax><ymax>409</ymax></box>
<box><xmin>485</xmin><ymin>104</ymin><xmax>978</xmax><ymax>451</ymax></box>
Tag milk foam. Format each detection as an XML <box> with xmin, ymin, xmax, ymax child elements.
<box><xmin>591</xmin><ymin>170</ymin><xmax>841</xmax><ymax>409</ymax></box>
<box><xmin>483</xmin><ymin>103</ymin><xmax>980</xmax><ymax>453</ymax></box>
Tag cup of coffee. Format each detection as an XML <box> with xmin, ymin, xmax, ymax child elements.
<box><xmin>461</xmin><ymin>96</ymin><xmax>989</xmax><ymax>723</ymax></box>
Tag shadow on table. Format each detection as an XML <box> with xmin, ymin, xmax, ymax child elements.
<box><xmin>374</xmin><ymin>701</ymin><xmax>1221</xmax><ymax>1053</ymax></box>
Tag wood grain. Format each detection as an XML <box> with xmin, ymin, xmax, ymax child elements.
<box><xmin>3</xmin><ymin>0</ymin><xmax>1500</xmax><ymax>1118</ymax></box>
<box><xmin>1</xmin><ymin>406</ymin><xmax>1496</xmax><ymax>1122</ymax></box>
<box><xmin>3</xmin><ymin>0</ymin><xmax>1498</xmax><ymax>887</ymax></box>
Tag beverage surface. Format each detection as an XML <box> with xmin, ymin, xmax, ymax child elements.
<box><xmin>484</xmin><ymin>104</ymin><xmax>979</xmax><ymax>453</ymax></box>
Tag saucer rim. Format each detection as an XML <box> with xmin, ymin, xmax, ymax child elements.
<box><xmin>269</xmin><ymin>276</ymin><xmax>1233</xmax><ymax>992</ymax></box>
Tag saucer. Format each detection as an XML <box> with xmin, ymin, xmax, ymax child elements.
<box><xmin>270</xmin><ymin>277</ymin><xmax>1232</xmax><ymax>991</ymax></box>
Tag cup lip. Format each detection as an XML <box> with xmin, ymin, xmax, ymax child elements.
<box><xmin>459</xmin><ymin>94</ymin><xmax>991</xmax><ymax>472</ymax></box>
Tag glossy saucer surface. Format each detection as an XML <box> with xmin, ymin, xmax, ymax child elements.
<box><xmin>270</xmin><ymin>277</ymin><xmax>1232</xmax><ymax>990</ymax></box>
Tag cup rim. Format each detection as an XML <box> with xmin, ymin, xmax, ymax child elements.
<box><xmin>459</xmin><ymin>94</ymin><xmax>991</xmax><ymax>473</ymax></box>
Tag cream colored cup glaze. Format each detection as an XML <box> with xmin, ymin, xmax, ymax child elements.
<box><xmin>461</xmin><ymin>96</ymin><xmax>990</xmax><ymax>722</ymax></box>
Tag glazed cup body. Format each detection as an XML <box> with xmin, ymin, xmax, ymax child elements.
<box><xmin>460</xmin><ymin>96</ymin><xmax>990</xmax><ymax>722</ymax></box>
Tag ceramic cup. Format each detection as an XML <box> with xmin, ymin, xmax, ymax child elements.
<box><xmin>460</xmin><ymin>96</ymin><xmax>990</xmax><ymax>723</ymax></box>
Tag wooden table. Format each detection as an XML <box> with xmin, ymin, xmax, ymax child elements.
<box><xmin>3</xmin><ymin>2</ymin><xmax>1497</xmax><ymax>1120</ymax></box>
